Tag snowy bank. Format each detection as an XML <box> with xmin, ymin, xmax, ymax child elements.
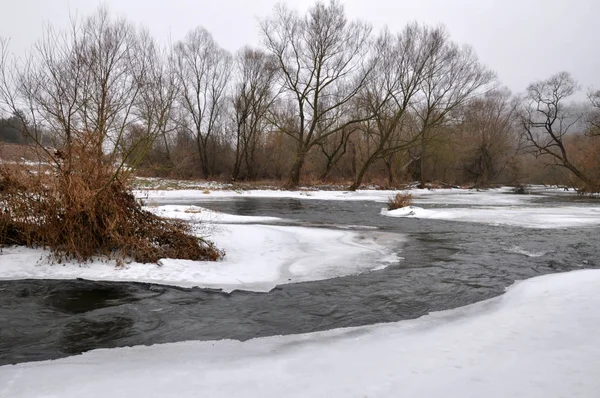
<box><xmin>0</xmin><ymin>208</ymin><xmax>400</xmax><ymax>292</ymax></box>
<box><xmin>146</xmin><ymin>204</ymin><xmax>283</xmax><ymax>224</ymax></box>
<box><xmin>138</xmin><ymin>186</ymin><xmax>542</xmax><ymax>206</ymax></box>
<box><xmin>139</xmin><ymin>186</ymin><xmax>600</xmax><ymax>228</ymax></box>
<box><xmin>2</xmin><ymin>269</ymin><xmax>599</xmax><ymax>398</ymax></box>
<box><xmin>382</xmin><ymin>205</ymin><xmax>600</xmax><ymax>228</ymax></box>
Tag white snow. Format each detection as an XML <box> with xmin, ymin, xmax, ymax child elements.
<box><xmin>138</xmin><ymin>187</ymin><xmax>395</xmax><ymax>202</ymax></box>
<box><xmin>146</xmin><ymin>204</ymin><xmax>282</xmax><ymax>224</ymax></box>
<box><xmin>411</xmin><ymin>186</ymin><xmax>543</xmax><ymax>205</ymax></box>
<box><xmin>0</xmin><ymin>159</ymin><xmax>49</xmax><ymax>167</ymax></box>
<box><xmin>0</xmin><ymin>208</ymin><xmax>400</xmax><ymax>292</ymax></box>
<box><xmin>382</xmin><ymin>205</ymin><xmax>600</xmax><ymax>228</ymax></box>
<box><xmin>507</xmin><ymin>245</ymin><xmax>548</xmax><ymax>258</ymax></box>
<box><xmin>142</xmin><ymin>186</ymin><xmax>600</xmax><ymax>228</ymax></box>
<box><xmin>1</xmin><ymin>269</ymin><xmax>599</xmax><ymax>398</ymax></box>
<box><xmin>138</xmin><ymin>186</ymin><xmax>541</xmax><ymax>206</ymax></box>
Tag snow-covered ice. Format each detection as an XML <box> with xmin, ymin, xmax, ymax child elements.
<box><xmin>146</xmin><ymin>204</ymin><xmax>283</xmax><ymax>224</ymax></box>
<box><xmin>139</xmin><ymin>186</ymin><xmax>541</xmax><ymax>206</ymax></box>
<box><xmin>1</xmin><ymin>269</ymin><xmax>599</xmax><ymax>398</ymax></box>
<box><xmin>141</xmin><ymin>186</ymin><xmax>600</xmax><ymax>228</ymax></box>
<box><xmin>0</xmin><ymin>207</ymin><xmax>400</xmax><ymax>292</ymax></box>
<box><xmin>382</xmin><ymin>205</ymin><xmax>600</xmax><ymax>228</ymax></box>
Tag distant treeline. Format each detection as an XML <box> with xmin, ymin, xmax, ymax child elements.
<box><xmin>0</xmin><ymin>115</ymin><xmax>27</xmax><ymax>144</ymax></box>
<box><xmin>1</xmin><ymin>1</ymin><xmax>599</xmax><ymax>190</ymax></box>
<box><xmin>0</xmin><ymin>115</ymin><xmax>52</xmax><ymax>146</ymax></box>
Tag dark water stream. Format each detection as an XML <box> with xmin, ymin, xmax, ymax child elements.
<box><xmin>1</xmin><ymin>193</ymin><xmax>599</xmax><ymax>365</ymax></box>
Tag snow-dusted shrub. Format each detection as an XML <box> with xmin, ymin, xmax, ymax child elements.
<box><xmin>387</xmin><ymin>192</ymin><xmax>413</xmax><ymax>210</ymax></box>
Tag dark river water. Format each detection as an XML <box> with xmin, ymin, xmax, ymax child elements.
<box><xmin>1</xmin><ymin>193</ymin><xmax>599</xmax><ymax>365</ymax></box>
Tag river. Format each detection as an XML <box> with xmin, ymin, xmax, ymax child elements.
<box><xmin>1</xmin><ymin>193</ymin><xmax>598</xmax><ymax>365</ymax></box>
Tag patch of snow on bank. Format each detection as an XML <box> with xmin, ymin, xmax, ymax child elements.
<box><xmin>2</xmin><ymin>269</ymin><xmax>599</xmax><ymax>398</ymax></box>
<box><xmin>138</xmin><ymin>186</ymin><xmax>541</xmax><ymax>206</ymax></box>
<box><xmin>146</xmin><ymin>205</ymin><xmax>282</xmax><ymax>224</ymax></box>
<box><xmin>0</xmin><ymin>224</ymin><xmax>401</xmax><ymax>293</ymax></box>
<box><xmin>382</xmin><ymin>205</ymin><xmax>600</xmax><ymax>228</ymax></box>
<box><xmin>411</xmin><ymin>186</ymin><xmax>543</xmax><ymax>205</ymax></box>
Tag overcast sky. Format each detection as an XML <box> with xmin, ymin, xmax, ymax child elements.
<box><xmin>1</xmin><ymin>0</ymin><xmax>598</xmax><ymax>96</ymax></box>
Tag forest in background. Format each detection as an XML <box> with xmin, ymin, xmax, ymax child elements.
<box><xmin>1</xmin><ymin>1</ymin><xmax>599</xmax><ymax>191</ymax></box>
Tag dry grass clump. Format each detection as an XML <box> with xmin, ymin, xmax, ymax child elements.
<box><xmin>387</xmin><ymin>192</ymin><xmax>413</xmax><ymax>210</ymax></box>
<box><xmin>0</xmin><ymin>142</ymin><xmax>223</xmax><ymax>263</ymax></box>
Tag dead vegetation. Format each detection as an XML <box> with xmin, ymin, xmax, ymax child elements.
<box><xmin>0</xmin><ymin>10</ymin><xmax>224</xmax><ymax>264</ymax></box>
<box><xmin>0</xmin><ymin>141</ymin><xmax>223</xmax><ymax>263</ymax></box>
<box><xmin>387</xmin><ymin>192</ymin><xmax>413</xmax><ymax>210</ymax></box>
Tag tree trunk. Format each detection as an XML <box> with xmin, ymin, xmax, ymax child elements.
<box><xmin>161</xmin><ymin>131</ymin><xmax>172</xmax><ymax>165</ymax></box>
<box><xmin>350</xmin><ymin>141</ymin><xmax>357</xmax><ymax>176</ymax></box>
<box><xmin>287</xmin><ymin>146</ymin><xmax>306</xmax><ymax>188</ymax></box>
<box><xmin>197</xmin><ymin>137</ymin><xmax>210</xmax><ymax>179</ymax></box>
<box><xmin>349</xmin><ymin>151</ymin><xmax>380</xmax><ymax>191</ymax></box>
<box><xmin>245</xmin><ymin>138</ymin><xmax>257</xmax><ymax>180</ymax></box>
<box><xmin>232</xmin><ymin>134</ymin><xmax>242</xmax><ymax>181</ymax></box>
<box><xmin>319</xmin><ymin>156</ymin><xmax>335</xmax><ymax>182</ymax></box>
<box><xmin>419</xmin><ymin>130</ymin><xmax>427</xmax><ymax>188</ymax></box>
<box><xmin>384</xmin><ymin>158</ymin><xmax>394</xmax><ymax>187</ymax></box>
<box><xmin>563</xmin><ymin>159</ymin><xmax>596</xmax><ymax>189</ymax></box>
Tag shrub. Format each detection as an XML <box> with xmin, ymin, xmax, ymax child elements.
<box><xmin>387</xmin><ymin>192</ymin><xmax>413</xmax><ymax>210</ymax></box>
<box><xmin>0</xmin><ymin>141</ymin><xmax>223</xmax><ymax>263</ymax></box>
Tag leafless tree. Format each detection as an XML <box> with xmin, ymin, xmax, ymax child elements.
<box><xmin>129</xmin><ymin>30</ymin><xmax>179</xmax><ymax>168</ymax></box>
<box><xmin>317</xmin><ymin>125</ymin><xmax>357</xmax><ymax>181</ymax></box>
<box><xmin>0</xmin><ymin>38</ymin><xmax>10</xmax><ymax>115</ymax></box>
<box><xmin>173</xmin><ymin>27</ymin><xmax>232</xmax><ymax>178</ymax></box>
<box><xmin>0</xmin><ymin>8</ymin><xmax>154</xmax><ymax>181</ymax></box>
<box><xmin>349</xmin><ymin>24</ymin><xmax>443</xmax><ymax>190</ymax></box>
<box><xmin>260</xmin><ymin>0</ymin><xmax>374</xmax><ymax>187</ymax></box>
<box><xmin>586</xmin><ymin>90</ymin><xmax>600</xmax><ymax>137</ymax></box>
<box><xmin>520</xmin><ymin>71</ymin><xmax>596</xmax><ymax>188</ymax></box>
<box><xmin>457</xmin><ymin>88</ymin><xmax>519</xmax><ymax>186</ymax></box>
<box><xmin>0</xmin><ymin>10</ymin><xmax>223</xmax><ymax>263</ymax></box>
<box><xmin>79</xmin><ymin>10</ymin><xmax>141</xmax><ymax>163</ymax></box>
<box><xmin>231</xmin><ymin>47</ymin><xmax>279</xmax><ymax>180</ymax></box>
<box><xmin>413</xmin><ymin>28</ymin><xmax>495</xmax><ymax>187</ymax></box>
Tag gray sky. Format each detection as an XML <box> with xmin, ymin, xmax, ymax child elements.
<box><xmin>1</xmin><ymin>0</ymin><xmax>598</xmax><ymax>95</ymax></box>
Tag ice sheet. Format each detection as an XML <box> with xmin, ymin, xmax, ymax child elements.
<box><xmin>0</xmin><ymin>223</ymin><xmax>401</xmax><ymax>293</ymax></box>
<box><xmin>138</xmin><ymin>186</ymin><xmax>542</xmax><ymax>206</ymax></box>
<box><xmin>146</xmin><ymin>204</ymin><xmax>283</xmax><ymax>223</ymax></box>
<box><xmin>382</xmin><ymin>205</ymin><xmax>600</xmax><ymax>228</ymax></box>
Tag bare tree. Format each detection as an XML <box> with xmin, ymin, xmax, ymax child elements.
<box><xmin>128</xmin><ymin>30</ymin><xmax>179</xmax><ymax>169</ymax></box>
<box><xmin>317</xmin><ymin>125</ymin><xmax>356</xmax><ymax>181</ymax></box>
<box><xmin>349</xmin><ymin>24</ymin><xmax>443</xmax><ymax>190</ymax></box>
<box><xmin>457</xmin><ymin>88</ymin><xmax>519</xmax><ymax>186</ymax></box>
<box><xmin>586</xmin><ymin>90</ymin><xmax>600</xmax><ymax>137</ymax></box>
<box><xmin>0</xmin><ymin>8</ymin><xmax>149</xmax><ymax>180</ymax></box>
<box><xmin>413</xmin><ymin>29</ymin><xmax>495</xmax><ymax>187</ymax></box>
<box><xmin>0</xmin><ymin>38</ymin><xmax>10</xmax><ymax>116</ymax></box>
<box><xmin>520</xmin><ymin>71</ymin><xmax>596</xmax><ymax>189</ymax></box>
<box><xmin>173</xmin><ymin>27</ymin><xmax>232</xmax><ymax>178</ymax></box>
<box><xmin>231</xmin><ymin>47</ymin><xmax>278</xmax><ymax>180</ymax></box>
<box><xmin>260</xmin><ymin>0</ymin><xmax>374</xmax><ymax>187</ymax></box>
<box><xmin>79</xmin><ymin>10</ymin><xmax>141</xmax><ymax>164</ymax></box>
<box><xmin>0</xmin><ymin>9</ymin><xmax>223</xmax><ymax>263</ymax></box>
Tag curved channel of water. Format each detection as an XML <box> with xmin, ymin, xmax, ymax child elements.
<box><xmin>1</xmin><ymin>194</ymin><xmax>598</xmax><ymax>365</ymax></box>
